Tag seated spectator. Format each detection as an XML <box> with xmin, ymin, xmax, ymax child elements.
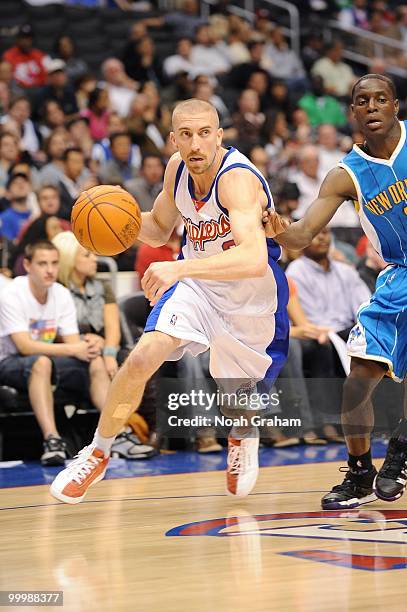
<box><xmin>55</xmin><ymin>36</ymin><xmax>89</xmax><ymax>84</ymax></box>
<box><xmin>190</xmin><ymin>24</ymin><xmax>231</xmax><ymax>78</ymax></box>
<box><xmin>66</xmin><ymin>116</ymin><xmax>94</xmax><ymax>160</ymax></box>
<box><xmin>126</xmin><ymin>93</ymin><xmax>168</xmax><ymax>157</ymax></box>
<box><xmin>248</xmin><ymin>145</ymin><xmax>271</xmax><ymax>183</ymax></box>
<box><xmin>311</xmin><ymin>41</ymin><xmax>356</xmax><ymax>99</ymax></box>
<box><xmin>80</xmin><ymin>87</ymin><xmax>110</xmax><ymax>142</ymax></box>
<box><xmin>275</xmin><ymin>182</ymin><xmax>300</xmax><ymax>218</ymax></box>
<box><xmin>0</xmin><ymin>240</ymin><xmax>98</xmax><ymax>465</ymax></box>
<box><xmin>98</xmin><ymin>132</ymin><xmax>139</xmax><ymax>185</ymax></box>
<box><xmin>246</xmin><ymin>70</ymin><xmax>271</xmax><ymax>113</ymax></box>
<box><xmin>91</xmin><ymin>113</ymin><xmax>141</xmax><ymax>170</ymax></box>
<box><xmin>357</xmin><ymin>241</ymin><xmax>387</xmax><ymax>293</ymax></box>
<box><xmin>338</xmin><ymin>0</ymin><xmax>369</xmax><ymax>29</ymax></box>
<box><xmin>392</xmin><ymin>5</ymin><xmax>407</xmax><ymax>45</ymax></box>
<box><xmin>278</xmin><ymin>277</ymin><xmax>343</xmax><ymax>443</ymax></box>
<box><xmin>38</xmin><ymin>128</ymin><xmax>70</xmax><ymax>186</ymax></box>
<box><xmin>286</xmin><ymin>228</ymin><xmax>371</xmax><ymax>436</ymax></box>
<box><xmin>224</xmin><ymin>15</ymin><xmax>252</xmax><ymax>66</ymax></box>
<box><xmin>301</xmin><ymin>34</ymin><xmax>324</xmax><ymax>73</ymax></box>
<box><xmin>289</xmin><ymin>144</ymin><xmax>322</xmax><ymax>219</ymax></box>
<box><xmin>286</xmin><ymin>227</ymin><xmax>370</xmax><ymax>337</ymax></box>
<box><xmin>316</xmin><ymin>124</ymin><xmax>344</xmax><ymax>175</ymax></box>
<box><xmin>36</xmin><ymin>59</ymin><xmax>79</xmax><ymax>119</ymax></box>
<box><xmin>37</xmin><ymin>184</ymin><xmax>68</xmax><ymax>220</ymax></box>
<box><xmin>123</xmin><ymin>36</ymin><xmax>163</xmax><ymax>86</ymax></box>
<box><xmin>228</xmin><ymin>40</ymin><xmax>270</xmax><ymax>90</ymax></box>
<box><xmin>163</xmin><ymin>37</ymin><xmax>194</xmax><ymax>81</ymax></box>
<box><xmin>101</xmin><ymin>58</ymin><xmax>138</xmax><ymax>117</ymax></box>
<box><xmin>3</xmin><ymin>25</ymin><xmax>47</xmax><ymax>89</ymax></box>
<box><xmin>265</xmin><ymin>26</ymin><xmax>306</xmax><ymax>84</ymax></box>
<box><xmin>3</xmin><ymin>96</ymin><xmax>40</xmax><ymax>155</ymax></box>
<box><xmin>38</xmin><ymin>99</ymin><xmax>66</xmax><ymax>140</ymax></box>
<box><xmin>12</xmin><ymin>213</ymin><xmax>63</xmax><ymax>276</ymax></box>
<box><xmin>0</xmin><ymin>81</ymin><xmax>10</xmax><ymax>116</ymax></box>
<box><xmin>0</xmin><ymin>132</ymin><xmax>20</xmax><ymax>197</ymax></box>
<box><xmin>53</xmin><ymin>231</ymin><xmax>156</xmax><ymax>458</ymax></box>
<box><xmin>20</xmin><ymin>184</ymin><xmax>70</xmax><ymax>236</ymax></box>
<box><xmin>358</xmin><ymin>9</ymin><xmax>400</xmax><ymax>59</ymax></box>
<box><xmin>264</xmin><ymin>110</ymin><xmax>291</xmax><ymax>174</ymax></box>
<box><xmin>0</xmin><ymin>172</ymin><xmax>34</xmax><ymax>241</ymax></box>
<box><xmin>125</xmin><ymin>154</ymin><xmax>164</xmax><ymax>212</ymax></box>
<box><xmin>75</xmin><ymin>73</ymin><xmax>97</xmax><ymax>111</ymax></box>
<box><xmin>0</xmin><ymin>60</ymin><xmax>23</xmax><ymax>97</ymax></box>
<box><xmin>142</xmin><ymin>0</ymin><xmax>206</xmax><ymax>40</ymax></box>
<box><xmin>232</xmin><ymin>89</ymin><xmax>265</xmax><ymax>154</ymax></box>
<box><xmin>8</xmin><ymin>161</ymin><xmax>40</xmax><ymax>215</ymax></box>
<box><xmin>298</xmin><ymin>75</ymin><xmax>347</xmax><ymax>128</ymax></box>
<box><xmin>56</xmin><ymin>147</ymin><xmax>89</xmax><ymax>221</ymax></box>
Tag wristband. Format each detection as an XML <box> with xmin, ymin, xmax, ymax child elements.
<box><xmin>103</xmin><ymin>346</ymin><xmax>118</xmax><ymax>358</ymax></box>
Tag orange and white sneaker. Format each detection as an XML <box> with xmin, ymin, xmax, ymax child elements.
<box><xmin>50</xmin><ymin>445</ymin><xmax>109</xmax><ymax>504</ymax></box>
<box><xmin>226</xmin><ymin>435</ymin><xmax>259</xmax><ymax>497</ymax></box>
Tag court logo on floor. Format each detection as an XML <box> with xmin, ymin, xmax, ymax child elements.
<box><xmin>166</xmin><ymin>510</ymin><xmax>407</xmax><ymax>571</ymax></box>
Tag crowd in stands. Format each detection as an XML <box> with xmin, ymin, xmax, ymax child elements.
<box><xmin>0</xmin><ymin>0</ymin><xmax>404</xmax><ymax>462</ymax></box>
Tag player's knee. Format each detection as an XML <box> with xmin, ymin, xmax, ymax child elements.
<box><xmin>126</xmin><ymin>350</ymin><xmax>151</xmax><ymax>380</ymax></box>
<box><xmin>31</xmin><ymin>355</ymin><xmax>52</xmax><ymax>377</ymax></box>
<box><xmin>342</xmin><ymin>372</ymin><xmax>376</xmax><ymax>412</ymax></box>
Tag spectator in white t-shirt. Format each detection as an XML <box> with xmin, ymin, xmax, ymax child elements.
<box><xmin>0</xmin><ymin>240</ymin><xmax>99</xmax><ymax>465</ymax></box>
<box><xmin>100</xmin><ymin>58</ymin><xmax>138</xmax><ymax>118</ymax></box>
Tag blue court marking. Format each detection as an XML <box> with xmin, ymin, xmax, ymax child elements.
<box><xmin>0</xmin><ymin>440</ymin><xmax>389</xmax><ymax>489</ymax></box>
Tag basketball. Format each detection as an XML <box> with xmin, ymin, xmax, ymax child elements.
<box><xmin>71</xmin><ymin>184</ymin><xmax>141</xmax><ymax>256</ymax></box>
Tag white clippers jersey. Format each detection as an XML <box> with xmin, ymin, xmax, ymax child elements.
<box><xmin>173</xmin><ymin>147</ymin><xmax>287</xmax><ymax>317</ymax></box>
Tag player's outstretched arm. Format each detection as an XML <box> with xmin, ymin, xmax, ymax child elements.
<box><xmin>266</xmin><ymin>167</ymin><xmax>356</xmax><ymax>250</ymax></box>
<box><xmin>137</xmin><ymin>154</ymin><xmax>181</xmax><ymax>247</ymax></box>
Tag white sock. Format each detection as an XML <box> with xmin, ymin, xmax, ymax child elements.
<box><xmin>93</xmin><ymin>429</ymin><xmax>116</xmax><ymax>457</ymax></box>
<box><xmin>230</xmin><ymin>424</ymin><xmax>259</xmax><ymax>439</ymax></box>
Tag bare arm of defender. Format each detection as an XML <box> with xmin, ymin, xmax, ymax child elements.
<box><xmin>136</xmin><ymin>154</ymin><xmax>181</xmax><ymax>247</ymax></box>
<box><xmin>142</xmin><ymin>168</ymin><xmax>268</xmax><ymax>304</ymax></box>
<box><xmin>264</xmin><ymin>167</ymin><xmax>357</xmax><ymax>249</ymax></box>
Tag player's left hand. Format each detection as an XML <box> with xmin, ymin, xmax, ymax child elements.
<box><xmin>262</xmin><ymin>210</ymin><xmax>291</xmax><ymax>238</ymax></box>
<box><xmin>142</xmin><ymin>261</ymin><xmax>182</xmax><ymax>306</ymax></box>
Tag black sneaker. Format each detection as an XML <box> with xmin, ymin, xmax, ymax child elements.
<box><xmin>41</xmin><ymin>435</ymin><xmax>68</xmax><ymax>466</ymax></box>
<box><xmin>321</xmin><ymin>466</ymin><xmax>377</xmax><ymax>509</ymax></box>
<box><xmin>374</xmin><ymin>438</ymin><xmax>407</xmax><ymax>502</ymax></box>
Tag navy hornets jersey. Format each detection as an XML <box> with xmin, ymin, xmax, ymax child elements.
<box><xmin>339</xmin><ymin>120</ymin><xmax>407</xmax><ymax>265</ymax></box>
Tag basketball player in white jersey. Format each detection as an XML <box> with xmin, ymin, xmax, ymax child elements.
<box><xmin>50</xmin><ymin>99</ymin><xmax>290</xmax><ymax>504</ymax></box>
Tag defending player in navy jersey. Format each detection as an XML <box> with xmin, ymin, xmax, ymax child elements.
<box><xmin>265</xmin><ymin>73</ymin><xmax>407</xmax><ymax>509</ymax></box>
<box><xmin>50</xmin><ymin>99</ymin><xmax>289</xmax><ymax>504</ymax></box>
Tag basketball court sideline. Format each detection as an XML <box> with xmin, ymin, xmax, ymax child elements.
<box><xmin>1</xmin><ymin>441</ymin><xmax>407</xmax><ymax>612</ymax></box>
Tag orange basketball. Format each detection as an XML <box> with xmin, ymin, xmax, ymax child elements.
<box><xmin>71</xmin><ymin>185</ymin><xmax>141</xmax><ymax>256</ymax></box>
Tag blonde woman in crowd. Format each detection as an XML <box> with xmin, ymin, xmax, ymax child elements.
<box><xmin>52</xmin><ymin>231</ymin><xmax>156</xmax><ymax>459</ymax></box>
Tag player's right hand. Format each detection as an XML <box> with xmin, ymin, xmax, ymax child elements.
<box><xmin>262</xmin><ymin>210</ymin><xmax>291</xmax><ymax>238</ymax></box>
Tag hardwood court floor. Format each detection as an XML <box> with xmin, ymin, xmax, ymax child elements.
<box><xmin>1</xmin><ymin>451</ymin><xmax>407</xmax><ymax>612</ymax></box>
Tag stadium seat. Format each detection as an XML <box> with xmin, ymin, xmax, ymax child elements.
<box><xmin>24</xmin><ymin>2</ymin><xmax>63</xmax><ymax>20</ymax></box>
<box><xmin>118</xmin><ymin>292</ymin><xmax>151</xmax><ymax>343</ymax></box>
<box><xmin>0</xmin><ymin>0</ymin><xmax>25</xmax><ymax>19</ymax></box>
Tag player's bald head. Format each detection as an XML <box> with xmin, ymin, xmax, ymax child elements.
<box><xmin>172</xmin><ymin>99</ymin><xmax>219</xmax><ymax>129</ymax></box>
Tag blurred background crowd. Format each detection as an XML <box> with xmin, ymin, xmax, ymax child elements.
<box><xmin>0</xmin><ymin>0</ymin><xmax>404</xmax><ymax>463</ymax></box>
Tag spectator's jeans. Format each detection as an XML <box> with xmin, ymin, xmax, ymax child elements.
<box><xmin>0</xmin><ymin>354</ymin><xmax>89</xmax><ymax>394</ymax></box>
